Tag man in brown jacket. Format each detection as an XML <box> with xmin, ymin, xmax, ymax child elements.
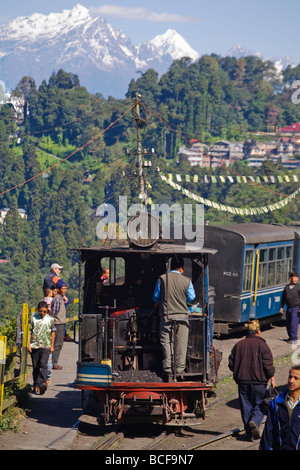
<box><xmin>228</xmin><ymin>319</ymin><xmax>275</xmax><ymax>441</ymax></box>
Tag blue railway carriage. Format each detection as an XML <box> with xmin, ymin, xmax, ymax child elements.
<box><xmin>204</xmin><ymin>223</ymin><xmax>298</xmax><ymax>335</ymax></box>
<box><xmin>74</xmin><ymin>237</ymin><xmax>220</xmax><ymax>425</ymax></box>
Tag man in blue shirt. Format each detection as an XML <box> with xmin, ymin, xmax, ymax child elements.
<box><xmin>260</xmin><ymin>365</ymin><xmax>300</xmax><ymax>450</ymax></box>
<box><xmin>153</xmin><ymin>257</ymin><xmax>195</xmax><ymax>381</ymax></box>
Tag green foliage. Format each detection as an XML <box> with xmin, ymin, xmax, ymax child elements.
<box><xmin>0</xmin><ymin>61</ymin><xmax>299</xmax><ymax>320</ymax></box>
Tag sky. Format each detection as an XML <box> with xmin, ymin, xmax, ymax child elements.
<box><xmin>1</xmin><ymin>0</ymin><xmax>300</xmax><ymax>63</ymax></box>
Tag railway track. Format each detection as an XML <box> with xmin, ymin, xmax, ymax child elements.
<box><xmin>91</xmin><ymin>430</ymin><xmax>124</xmax><ymax>450</ymax></box>
<box><xmin>90</xmin><ymin>422</ymin><xmax>262</xmax><ymax>451</ymax></box>
<box><xmin>91</xmin><ymin>425</ymin><xmax>175</xmax><ymax>451</ymax></box>
<box><xmin>74</xmin><ymin>351</ymin><xmax>293</xmax><ymax>451</ymax></box>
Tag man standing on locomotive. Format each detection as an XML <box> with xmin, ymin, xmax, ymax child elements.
<box><xmin>153</xmin><ymin>257</ymin><xmax>195</xmax><ymax>382</ymax></box>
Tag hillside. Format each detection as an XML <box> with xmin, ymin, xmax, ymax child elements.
<box><xmin>0</xmin><ymin>54</ymin><xmax>300</xmax><ymax>321</ymax></box>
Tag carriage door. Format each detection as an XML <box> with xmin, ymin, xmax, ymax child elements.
<box><xmin>251</xmin><ymin>244</ymin><xmax>293</xmax><ymax>319</ymax></box>
<box><xmin>243</xmin><ymin>246</ymin><xmax>267</xmax><ymax>319</ymax></box>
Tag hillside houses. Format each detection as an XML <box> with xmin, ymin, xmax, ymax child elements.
<box><xmin>0</xmin><ymin>91</ymin><xmax>26</xmax><ymax>124</ymax></box>
<box><xmin>179</xmin><ymin>136</ymin><xmax>300</xmax><ymax>169</ymax></box>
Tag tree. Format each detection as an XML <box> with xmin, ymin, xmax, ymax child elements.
<box><xmin>234</xmin><ymin>58</ymin><xmax>246</xmax><ymax>86</ymax></box>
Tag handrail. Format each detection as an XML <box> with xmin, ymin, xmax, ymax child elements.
<box><xmin>0</xmin><ymin>303</ymin><xmax>29</xmax><ymax>416</ymax></box>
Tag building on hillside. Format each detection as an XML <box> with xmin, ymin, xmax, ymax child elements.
<box><xmin>246</xmin><ymin>157</ymin><xmax>266</xmax><ymax>167</ymax></box>
<box><xmin>279</xmin><ymin>123</ymin><xmax>300</xmax><ymax>134</ymax></box>
<box><xmin>208</xmin><ymin>140</ymin><xmax>230</xmax><ymax>159</ymax></box>
<box><xmin>0</xmin><ymin>208</ymin><xmax>27</xmax><ymax>224</ymax></box>
<box><xmin>243</xmin><ymin>139</ymin><xmax>278</xmax><ymax>158</ymax></box>
<box><xmin>229</xmin><ymin>142</ymin><xmax>244</xmax><ymax>161</ymax></box>
<box><xmin>277</xmin><ymin>137</ymin><xmax>300</xmax><ymax>157</ymax></box>
<box><xmin>0</xmin><ymin>92</ymin><xmax>26</xmax><ymax>124</ymax></box>
<box><xmin>179</xmin><ymin>141</ymin><xmax>210</xmax><ymax>167</ymax></box>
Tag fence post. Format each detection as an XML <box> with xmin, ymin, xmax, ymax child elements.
<box><xmin>20</xmin><ymin>303</ymin><xmax>29</xmax><ymax>387</ymax></box>
<box><xmin>0</xmin><ymin>335</ymin><xmax>7</xmax><ymax>417</ymax></box>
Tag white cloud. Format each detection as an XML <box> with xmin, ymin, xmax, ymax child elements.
<box><xmin>90</xmin><ymin>5</ymin><xmax>201</xmax><ymax>23</ymax></box>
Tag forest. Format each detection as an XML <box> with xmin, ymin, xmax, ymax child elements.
<box><xmin>0</xmin><ymin>54</ymin><xmax>300</xmax><ymax>322</ymax></box>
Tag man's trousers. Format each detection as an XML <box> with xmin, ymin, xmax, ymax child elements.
<box><xmin>159</xmin><ymin>316</ymin><xmax>189</xmax><ymax>376</ymax></box>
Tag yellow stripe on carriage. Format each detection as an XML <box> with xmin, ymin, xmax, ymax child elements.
<box><xmin>77</xmin><ymin>374</ymin><xmax>111</xmax><ymax>383</ymax></box>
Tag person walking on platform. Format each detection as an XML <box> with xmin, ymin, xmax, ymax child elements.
<box><xmin>153</xmin><ymin>257</ymin><xmax>195</xmax><ymax>382</ymax></box>
<box><xmin>50</xmin><ymin>279</ymin><xmax>68</xmax><ymax>370</ymax></box>
<box><xmin>280</xmin><ymin>271</ymin><xmax>300</xmax><ymax>349</ymax></box>
<box><xmin>260</xmin><ymin>365</ymin><xmax>300</xmax><ymax>450</ymax></box>
<box><xmin>228</xmin><ymin>319</ymin><xmax>275</xmax><ymax>441</ymax></box>
<box><xmin>29</xmin><ymin>301</ymin><xmax>56</xmax><ymax>395</ymax></box>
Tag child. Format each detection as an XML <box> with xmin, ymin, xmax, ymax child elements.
<box><xmin>43</xmin><ymin>288</ymin><xmax>53</xmax><ymax>310</ymax></box>
<box><xmin>29</xmin><ymin>301</ymin><xmax>56</xmax><ymax>395</ymax></box>
<box><xmin>42</xmin><ymin>289</ymin><xmax>55</xmax><ymax>385</ymax></box>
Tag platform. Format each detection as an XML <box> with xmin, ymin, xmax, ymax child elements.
<box><xmin>0</xmin><ymin>341</ymin><xmax>82</xmax><ymax>450</ymax></box>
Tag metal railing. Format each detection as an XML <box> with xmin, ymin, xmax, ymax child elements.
<box><xmin>0</xmin><ymin>300</ymin><xmax>79</xmax><ymax>416</ymax></box>
<box><xmin>0</xmin><ymin>303</ymin><xmax>30</xmax><ymax>416</ymax></box>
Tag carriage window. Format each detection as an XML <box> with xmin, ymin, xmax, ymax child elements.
<box><xmin>258</xmin><ymin>249</ymin><xmax>267</xmax><ymax>288</ymax></box>
<box><xmin>268</xmin><ymin>248</ymin><xmax>276</xmax><ymax>286</ymax></box>
<box><xmin>243</xmin><ymin>250</ymin><xmax>254</xmax><ymax>291</ymax></box>
<box><xmin>285</xmin><ymin>245</ymin><xmax>293</xmax><ymax>283</ymax></box>
<box><xmin>276</xmin><ymin>247</ymin><xmax>285</xmax><ymax>285</ymax></box>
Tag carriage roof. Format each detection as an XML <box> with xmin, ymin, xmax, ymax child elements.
<box><xmin>204</xmin><ymin>223</ymin><xmax>295</xmax><ymax>244</ymax></box>
<box><xmin>77</xmin><ymin>242</ymin><xmax>217</xmax><ymax>260</ymax></box>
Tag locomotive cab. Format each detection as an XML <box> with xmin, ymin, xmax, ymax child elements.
<box><xmin>75</xmin><ymin>243</ymin><xmax>219</xmax><ymax>425</ymax></box>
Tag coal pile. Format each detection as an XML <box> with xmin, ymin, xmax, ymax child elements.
<box><xmin>114</xmin><ymin>370</ymin><xmax>164</xmax><ymax>383</ymax></box>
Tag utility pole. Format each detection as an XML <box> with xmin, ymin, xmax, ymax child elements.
<box><xmin>127</xmin><ymin>94</ymin><xmax>154</xmax><ymax>206</ymax></box>
<box><xmin>134</xmin><ymin>93</ymin><xmax>146</xmax><ymax>204</ymax></box>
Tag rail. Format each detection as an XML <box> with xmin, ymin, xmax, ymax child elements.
<box><xmin>0</xmin><ymin>300</ymin><xmax>79</xmax><ymax>417</ymax></box>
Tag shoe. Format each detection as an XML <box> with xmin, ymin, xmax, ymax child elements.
<box><xmin>52</xmin><ymin>364</ymin><xmax>63</xmax><ymax>370</ymax></box>
<box><xmin>249</xmin><ymin>420</ymin><xmax>260</xmax><ymax>440</ymax></box>
<box><xmin>39</xmin><ymin>383</ymin><xmax>47</xmax><ymax>395</ymax></box>
<box><xmin>34</xmin><ymin>386</ymin><xmax>40</xmax><ymax>395</ymax></box>
<box><xmin>64</xmin><ymin>334</ymin><xmax>73</xmax><ymax>342</ymax></box>
<box><xmin>163</xmin><ymin>374</ymin><xmax>173</xmax><ymax>383</ymax></box>
<box><xmin>46</xmin><ymin>379</ymin><xmax>51</xmax><ymax>386</ymax></box>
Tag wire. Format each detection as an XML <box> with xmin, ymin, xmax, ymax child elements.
<box><xmin>146</xmin><ymin>102</ymin><xmax>300</xmax><ymax>200</ymax></box>
<box><xmin>0</xmin><ymin>101</ymin><xmax>137</xmax><ymax>197</ymax></box>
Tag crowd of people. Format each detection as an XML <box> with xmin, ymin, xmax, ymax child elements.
<box><xmin>28</xmin><ymin>259</ymin><xmax>300</xmax><ymax>449</ymax></box>
<box><xmin>29</xmin><ymin>263</ymin><xmax>71</xmax><ymax>396</ymax></box>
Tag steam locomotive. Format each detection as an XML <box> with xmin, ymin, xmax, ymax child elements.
<box><xmin>75</xmin><ymin>214</ymin><xmax>219</xmax><ymax>425</ymax></box>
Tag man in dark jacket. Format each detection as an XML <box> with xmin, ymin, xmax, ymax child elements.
<box><xmin>228</xmin><ymin>319</ymin><xmax>275</xmax><ymax>441</ymax></box>
<box><xmin>43</xmin><ymin>263</ymin><xmax>63</xmax><ymax>290</ymax></box>
<box><xmin>260</xmin><ymin>365</ymin><xmax>300</xmax><ymax>450</ymax></box>
<box><xmin>280</xmin><ymin>271</ymin><xmax>300</xmax><ymax>348</ymax></box>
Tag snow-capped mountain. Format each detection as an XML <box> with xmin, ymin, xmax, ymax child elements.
<box><xmin>137</xmin><ymin>29</ymin><xmax>199</xmax><ymax>75</ymax></box>
<box><xmin>226</xmin><ymin>43</ymin><xmax>296</xmax><ymax>74</ymax></box>
<box><xmin>0</xmin><ymin>6</ymin><xmax>296</xmax><ymax>98</ymax></box>
<box><xmin>0</xmin><ymin>4</ymin><xmax>199</xmax><ymax>97</ymax></box>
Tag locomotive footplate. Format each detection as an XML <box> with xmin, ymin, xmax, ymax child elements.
<box><xmin>77</xmin><ymin>381</ymin><xmax>212</xmax><ymax>425</ymax></box>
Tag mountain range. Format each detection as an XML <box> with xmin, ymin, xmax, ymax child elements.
<box><xmin>0</xmin><ymin>4</ymin><xmax>296</xmax><ymax>98</ymax></box>
<box><xmin>0</xmin><ymin>4</ymin><xmax>199</xmax><ymax>98</ymax></box>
